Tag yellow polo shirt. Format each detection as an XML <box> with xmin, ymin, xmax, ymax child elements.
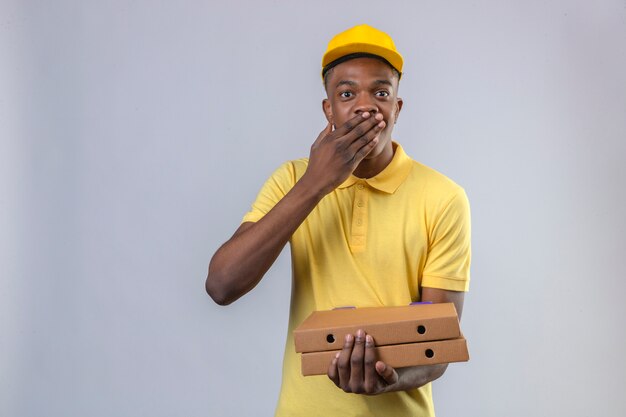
<box><xmin>243</xmin><ymin>142</ymin><xmax>471</xmax><ymax>417</ymax></box>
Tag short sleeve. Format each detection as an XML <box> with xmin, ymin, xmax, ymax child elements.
<box><xmin>421</xmin><ymin>188</ymin><xmax>472</xmax><ymax>292</ymax></box>
<box><xmin>241</xmin><ymin>161</ymin><xmax>297</xmax><ymax>224</ymax></box>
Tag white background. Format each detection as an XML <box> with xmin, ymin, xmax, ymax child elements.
<box><xmin>2</xmin><ymin>1</ymin><xmax>625</xmax><ymax>416</ymax></box>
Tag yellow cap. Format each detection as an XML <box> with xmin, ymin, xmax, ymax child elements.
<box><xmin>322</xmin><ymin>24</ymin><xmax>403</xmax><ymax>77</ymax></box>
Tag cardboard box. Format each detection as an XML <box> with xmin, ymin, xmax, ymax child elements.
<box><xmin>294</xmin><ymin>303</ymin><xmax>461</xmax><ymax>353</ymax></box>
<box><xmin>300</xmin><ymin>336</ymin><xmax>469</xmax><ymax>376</ymax></box>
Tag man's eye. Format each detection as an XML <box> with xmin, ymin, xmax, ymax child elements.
<box><xmin>340</xmin><ymin>91</ymin><xmax>353</xmax><ymax>98</ymax></box>
<box><xmin>376</xmin><ymin>91</ymin><xmax>390</xmax><ymax>97</ymax></box>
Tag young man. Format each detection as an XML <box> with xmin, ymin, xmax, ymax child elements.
<box><xmin>206</xmin><ymin>24</ymin><xmax>471</xmax><ymax>416</ymax></box>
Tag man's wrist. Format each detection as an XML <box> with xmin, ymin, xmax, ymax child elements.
<box><xmin>391</xmin><ymin>364</ymin><xmax>448</xmax><ymax>392</ymax></box>
<box><xmin>296</xmin><ymin>173</ymin><xmax>332</xmax><ymax>202</ymax></box>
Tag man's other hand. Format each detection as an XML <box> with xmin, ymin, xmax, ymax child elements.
<box><xmin>327</xmin><ymin>329</ymin><xmax>399</xmax><ymax>395</ymax></box>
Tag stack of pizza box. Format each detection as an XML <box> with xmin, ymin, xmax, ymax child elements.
<box><xmin>293</xmin><ymin>303</ymin><xmax>469</xmax><ymax>376</ymax></box>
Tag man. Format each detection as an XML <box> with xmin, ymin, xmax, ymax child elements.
<box><xmin>206</xmin><ymin>24</ymin><xmax>471</xmax><ymax>416</ymax></box>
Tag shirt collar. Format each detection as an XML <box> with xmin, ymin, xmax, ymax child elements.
<box><xmin>337</xmin><ymin>142</ymin><xmax>413</xmax><ymax>194</ymax></box>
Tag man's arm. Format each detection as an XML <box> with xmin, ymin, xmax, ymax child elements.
<box><xmin>206</xmin><ymin>112</ymin><xmax>386</xmax><ymax>305</ymax></box>
<box><xmin>327</xmin><ymin>287</ymin><xmax>465</xmax><ymax>394</ymax></box>
<box><xmin>205</xmin><ymin>183</ymin><xmax>322</xmax><ymax>306</ymax></box>
<box><xmin>391</xmin><ymin>287</ymin><xmax>465</xmax><ymax>391</ymax></box>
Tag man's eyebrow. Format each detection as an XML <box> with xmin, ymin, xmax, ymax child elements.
<box><xmin>335</xmin><ymin>80</ymin><xmax>357</xmax><ymax>88</ymax></box>
<box><xmin>335</xmin><ymin>79</ymin><xmax>394</xmax><ymax>89</ymax></box>
<box><xmin>372</xmin><ymin>79</ymin><xmax>393</xmax><ymax>87</ymax></box>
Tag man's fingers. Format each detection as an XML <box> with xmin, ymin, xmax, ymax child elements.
<box><xmin>327</xmin><ymin>352</ymin><xmax>340</xmax><ymax>386</ymax></box>
<box><xmin>312</xmin><ymin>122</ymin><xmax>333</xmax><ymax>147</ymax></box>
<box><xmin>333</xmin><ymin>112</ymin><xmax>371</xmax><ymax>137</ymax></box>
<box><xmin>339</xmin><ymin>113</ymin><xmax>385</xmax><ymax>147</ymax></box>
<box><xmin>363</xmin><ymin>334</ymin><xmax>379</xmax><ymax>394</ymax></box>
<box><xmin>349</xmin><ymin>330</ymin><xmax>366</xmax><ymax>392</ymax></box>
<box><xmin>332</xmin><ymin>112</ymin><xmax>382</xmax><ymax>144</ymax></box>
<box><xmin>343</xmin><ymin>114</ymin><xmax>384</xmax><ymax>148</ymax></box>
<box><xmin>316</xmin><ymin>112</ymin><xmax>383</xmax><ymax>163</ymax></box>
<box><xmin>347</xmin><ymin>119</ymin><xmax>385</xmax><ymax>165</ymax></box>
<box><xmin>313</xmin><ymin>113</ymin><xmax>377</xmax><ymax>148</ymax></box>
<box><xmin>337</xmin><ymin>333</ymin><xmax>354</xmax><ymax>390</ymax></box>
<box><xmin>375</xmin><ymin>361</ymin><xmax>399</xmax><ymax>386</ymax></box>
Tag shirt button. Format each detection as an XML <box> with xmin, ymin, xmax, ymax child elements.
<box><xmin>356</xmin><ymin>219</ymin><xmax>362</xmax><ymax>226</ymax></box>
<box><xmin>357</xmin><ymin>184</ymin><xmax>364</xmax><ymax>190</ymax></box>
<box><xmin>357</xmin><ymin>201</ymin><xmax>364</xmax><ymax>207</ymax></box>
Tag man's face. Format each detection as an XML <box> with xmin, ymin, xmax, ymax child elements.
<box><xmin>323</xmin><ymin>57</ymin><xmax>403</xmax><ymax>160</ymax></box>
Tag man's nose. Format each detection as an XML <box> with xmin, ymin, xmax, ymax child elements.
<box><xmin>354</xmin><ymin>96</ymin><xmax>378</xmax><ymax>115</ymax></box>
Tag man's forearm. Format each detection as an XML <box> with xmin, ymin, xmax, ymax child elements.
<box><xmin>207</xmin><ymin>113</ymin><xmax>384</xmax><ymax>306</ymax></box>
<box><xmin>206</xmin><ymin>176</ymin><xmax>324</xmax><ymax>305</ymax></box>
<box><xmin>380</xmin><ymin>287</ymin><xmax>465</xmax><ymax>392</ymax></box>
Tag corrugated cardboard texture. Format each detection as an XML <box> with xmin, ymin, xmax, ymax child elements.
<box><xmin>300</xmin><ymin>337</ymin><xmax>469</xmax><ymax>376</ymax></box>
<box><xmin>294</xmin><ymin>303</ymin><xmax>460</xmax><ymax>353</ymax></box>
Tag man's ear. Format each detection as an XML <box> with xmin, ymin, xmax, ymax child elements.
<box><xmin>322</xmin><ymin>99</ymin><xmax>334</xmax><ymax>127</ymax></box>
<box><xmin>393</xmin><ymin>98</ymin><xmax>404</xmax><ymax>124</ymax></box>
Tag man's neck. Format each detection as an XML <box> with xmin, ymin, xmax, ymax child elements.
<box><xmin>352</xmin><ymin>142</ymin><xmax>396</xmax><ymax>179</ymax></box>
